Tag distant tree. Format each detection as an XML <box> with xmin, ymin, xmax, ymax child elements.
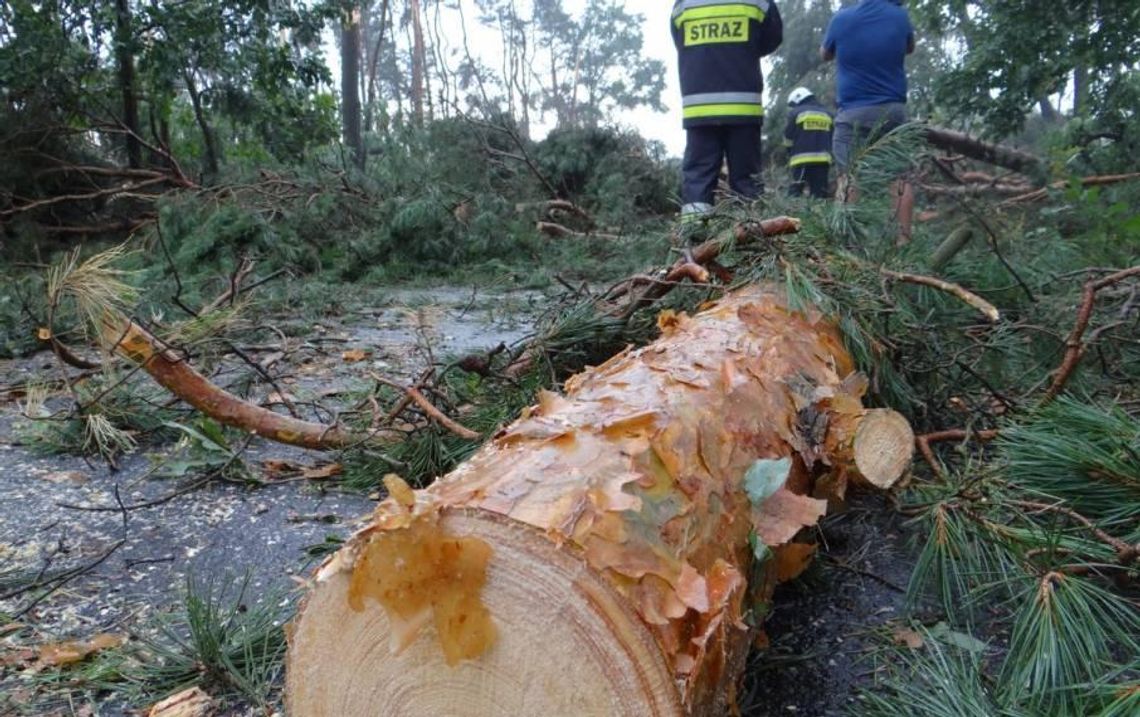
<box><xmin>138</xmin><ymin>0</ymin><xmax>338</xmax><ymax>171</ymax></box>
<box><xmin>531</xmin><ymin>0</ymin><xmax>665</xmax><ymax>128</ymax></box>
<box><xmin>1</xmin><ymin>0</ymin><xmax>339</xmax><ymax>179</ymax></box>
<box><xmin>910</xmin><ymin>0</ymin><xmax>1140</xmax><ymax>136</ymax></box>
<box><xmin>409</xmin><ymin>0</ymin><xmax>428</xmax><ymax>124</ymax></box>
<box><xmin>114</xmin><ymin>0</ymin><xmax>142</xmax><ymax>168</ymax></box>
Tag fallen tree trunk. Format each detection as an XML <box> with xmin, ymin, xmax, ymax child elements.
<box><xmin>285</xmin><ymin>286</ymin><xmax>913</xmax><ymax>716</ymax></box>
<box><xmin>925</xmin><ymin>126</ymin><xmax>1041</xmax><ymax>175</ymax></box>
<box><xmin>1000</xmin><ymin>172</ymin><xmax>1140</xmax><ymax>205</ymax></box>
<box><xmin>535</xmin><ymin>221</ymin><xmax>620</xmax><ymax>240</ymax></box>
<box><xmin>919</xmin><ymin>182</ymin><xmax>1033</xmax><ymax>197</ymax></box>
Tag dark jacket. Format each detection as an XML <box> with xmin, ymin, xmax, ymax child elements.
<box><xmin>671</xmin><ymin>0</ymin><xmax>783</xmax><ymax>128</ymax></box>
<box><xmin>783</xmin><ymin>99</ymin><xmax>834</xmax><ymax>165</ymax></box>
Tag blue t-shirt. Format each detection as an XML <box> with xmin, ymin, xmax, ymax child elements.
<box><xmin>823</xmin><ymin>0</ymin><xmax>913</xmax><ymax>110</ymax></box>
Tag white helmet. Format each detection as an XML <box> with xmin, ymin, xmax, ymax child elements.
<box><xmin>788</xmin><ymin>87</ymin><xmax>813</xmax><ymax>105</ymax></box>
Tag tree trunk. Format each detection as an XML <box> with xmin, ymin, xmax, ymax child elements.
<box><xmin>410</xmin><ymin>0</ymin><xmax>426</xmax><ymax>125</ymax></box>
<box><xmin>341</xmin><ymin>6</ymin><xmax>365</xmax><ymax>169</ymax></box>
<box><xmin>925</xmin><ymin>126</ymin><xmax>1041</xmax><ymax>176</ymax></box>
<box><xmin>364</xmin><ymin>0</ymin><xmax>391</xmax><ymax>133</ymax></box>
<box><xmin>285</xmin><ymin>286</ymin><xmax>913</xmax><ymax>716</ymax></box>
<box><xmin>1038</xmin><ymin>96</ymin><xmax>1058</xmax><ymax>122</ymax></box>
<box><xmin>114</xmin><ymin>0</ymin><xmax>141</xmax><ymax>169</ymax></box>
<box><xmin>183</xmin><ymin>70</ymin><xmax>220</xmax><ymax>178</ymax></box>
<box><xmin>1072</xmin><ymin>65</ymin><xmax>1089</xmax><ymax>117</ymax></box>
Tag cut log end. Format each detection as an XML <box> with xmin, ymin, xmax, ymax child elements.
<box><xmin>852</xmin><ymin>408</ymin><xmax>915</xmax><ymax>489</ymax></box>
<box><xmin>286</xmin><ymin>510</ymin><xmax>682</xmax><ymax>717</ymax></box>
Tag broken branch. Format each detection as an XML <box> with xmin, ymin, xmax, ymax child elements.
<box><xmin>924</xmin><ymin>126</ymin><xmax>1041</xmax><ymax>175</ymax></box>
<box><xmin>609</xmin><ymin>216</ymin><xmax>802</xmax><ymax>317</ymax></box>
<box><xmin>1041</xmin><ymin>265</ymin><xmax>1140</xmax><ymax>403</ymax></box>
<box><xmin>371</xmin><ymin>374</ymin><xmax>480</xmax><ymax>440</ymax></box>
<box><xmin>1011</xmin><ymin>499</ymin><xmax>1139</xmax><ymax>564</ymax></box>
<box><xmin>915</xmin><ymin>428</ymin><xmax>1000</xmax><ymax>478</ymax></box>
<box><xmin>880</xmin><ymin>269</ymin><xmax>1000</xmax><ymax>322</ymax></box>
<box><xmin>1000</xmin><ymin>172</ymin><xmax>1140</xmax><ymax>205</ymax></box>
<box><xmin>108</xmin><ymin>317</ymin><xmax>379</xmax><ymax>450</ymax></box>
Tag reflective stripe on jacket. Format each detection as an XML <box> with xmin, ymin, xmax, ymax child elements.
<box><xmin>671</xmin><ymin>0</ymin><xmax>783</xmax><ymax>128</ymax></box>
<box><xmin>784</xmin><ymin>101</ymin><xmax>834</xmax><ymax>165</ymax></box>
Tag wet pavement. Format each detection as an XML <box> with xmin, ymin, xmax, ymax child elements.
<box><xmin>0</xmin><ymin>286</ymin><xmax>544</xmax><ymax>714</ymax></box>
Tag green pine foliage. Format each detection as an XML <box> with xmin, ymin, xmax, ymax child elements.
<box><xmin>999</xmin><ymin>397</ymin><xmax>1140</xmax><ymax>525</ymax></box>
<box><xmin>856</xmin><ymin>634</ymin><xmax>1005</xmax><ymax>717</ymax></box>
<box><xmin>124</xmin><ymin>573</ymin><xmax>289</xmax><ymax>706</ymax></box>
<box><xmin>534</xmin><ymin>126</ymin><xmax>678</xmax><ymax>222</ymax></box>
<box><xmin>999</xmin><ymin>572</ymin><xmax>1140</xmax><ymax>712</ymax></box>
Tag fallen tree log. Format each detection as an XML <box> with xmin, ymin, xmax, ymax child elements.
<box><xmin>919</xmin><ymin>182</ymin><xmax>1033</xmax><ymax>198</ymax></box>
<box><xmin>285</xmin><ymin>285</ymin><xmax>913</xmax><ymax>716</ymax></box>
<box><xmin>925</xmin><ymin>126</ymin><xmax>1041</xmax><ymax>175</ymax></box>
<box><xmin>1000</xmin><ymin>172</ymin><xmax>1140</xmax><ymax>205</ymax></box>
<box><xmin>535</xmin><ymin>221</ymin><xmax>620</xmax><ymax>240</ymax></box>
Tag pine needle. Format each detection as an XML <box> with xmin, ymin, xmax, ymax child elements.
<box><xmin>856</xmin><ymin>631</ymin><xmax>1005</xmax><ymax>716</ymax></box>
<box><xmin>999</xmin><ymin>571</ymin><xmax>1140</xmax><ymax>713</ymax></box>
<box><xmin>998</xmin><ymin>397</ymin><xmax>1140</xmax><ymax>524</ymax></box>
<box><xmin>46</xmin><ymin>243</ymin><xmax>137</xmax><ymax>347</ymax></box>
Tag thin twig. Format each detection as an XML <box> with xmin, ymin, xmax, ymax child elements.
<box><xmin>820</xmin><ymin>554</ymin><xmax>907</xmax><ymax>593</ymax></box>
<box><xmin>223</xmin><ymin>340</ymin><xmax>301</xmax><ymax>419</ymax></box>
<box><xmin>56</xmin><ymin>437</ymin><xmax>251</xmax><ymax>513</ymax></box>
<box><xmin>6</xmin><ymin>541</ymin><xmax>126</xmax><ymax>620</ymax></box>
<box><xmin>1011</xmin><ymin>499</ymin><xmax>1139</xmax><ymax>564</ymax></box>
<box><xmin>370</xmin><ymin>373</ymin><xmax>480</xmax><ymax>440</ymax></box>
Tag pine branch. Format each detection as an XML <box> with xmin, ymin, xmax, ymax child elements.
<box><xmin>1043</xmin><ymin>266</ymin><xmax>1140</xmax><ymax>403</ymax></box>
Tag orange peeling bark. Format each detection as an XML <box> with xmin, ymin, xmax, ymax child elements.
<box><xmin>287</xmin><ymin>285</ymin><xmax>913</xmax><ymax>716</ymax></box>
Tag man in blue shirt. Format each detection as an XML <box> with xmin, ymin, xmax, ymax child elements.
<box><xmin>821</xmin><ymin>0</ymin><xmax>915</xmax><ymax>243</ymax></box>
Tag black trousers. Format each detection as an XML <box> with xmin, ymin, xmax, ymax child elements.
<box><xmin>681</xmin><ymin>123</ymin><xmax>763</xmax><ymax>207</ymax></box>
<box><xmin>788</xmin><ymin>164</ymin><xmax>830</xmax><ymax>199</ymax></box>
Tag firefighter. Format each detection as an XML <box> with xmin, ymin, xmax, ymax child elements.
<box><xmin>783</xmin><ymin>87</ymin><xmax>833</xmax><ymax>198</ymax></box>
<box><xmin>671</xmin><ymin>0</ymin><xmax>783</xmax><ymax>220</ymax></box>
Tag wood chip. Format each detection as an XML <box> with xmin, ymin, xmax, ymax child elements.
<box><xmin>147</xmin><ymin>687</ymin><xmax>214</xmax><ymax>717</ymax></box>
<box><xmin>342</xmin><ymin>348</ymin><xmax>371</xmax><ymax>362</ymax></box>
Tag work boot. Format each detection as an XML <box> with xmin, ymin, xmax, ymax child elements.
<box><xmin>678</xmin><ymin>203</ymin><xmax>713</xmax><ymax>245</ymax></box>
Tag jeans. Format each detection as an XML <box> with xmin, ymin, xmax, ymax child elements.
<box><xmin>832</xmin><ymin>102</ymin><xmax>907</xmax><ymax>171</ymax></box>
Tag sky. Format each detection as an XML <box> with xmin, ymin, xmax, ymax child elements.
<box><xmin>325</xmin><ymin>0</ymin><xmax>789</xmax><ymax>158</ymax></box>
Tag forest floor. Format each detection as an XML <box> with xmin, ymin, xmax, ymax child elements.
<box><xmin>1</xmin><ymin>282</ymin><xmax>918</xmax><ymax>717</ymax></box>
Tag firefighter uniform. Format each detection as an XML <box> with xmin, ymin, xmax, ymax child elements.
<box><xmin>783</xmin><ymin>96</ymin><xmax>834</xmax><ymax>198</ymax></box>
<box><xmin>671</xmin><ymin>0</ymin><xmax>783</xmax><ymax>216</ymax></box>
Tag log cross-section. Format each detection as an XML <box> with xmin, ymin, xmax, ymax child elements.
<box><xmin>286</xmin><ymin>286</ymin><xmax>913</xmax><ymax>716</ymax></box>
